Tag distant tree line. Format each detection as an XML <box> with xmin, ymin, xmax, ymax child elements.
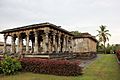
<box><xmin>97</xmin><ymin>43</ymin><xmax>120</xmax><ymax>54</ymax></box>
<box><xmin>70</xmin><ymin>31</ymin><xmax>81</xmax><ymax>36</ymax></box>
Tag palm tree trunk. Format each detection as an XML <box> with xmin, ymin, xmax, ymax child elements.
<box><xmin>104</xmin><ymin>41</ymin><xmax>106</xmax><ymax>54</ymax></box>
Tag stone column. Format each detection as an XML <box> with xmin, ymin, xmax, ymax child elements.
<box><xmin>57</xmin><ymin>34</ymin><xmax>61</xmax><ymax>52</ymax></box>
<box><xmin>45</xmin><ymin>32</ymin><xmax>49</xmax><ymax>52</ymax></box>
<box><xmin>69</xmin><ymin>37</ymin><xmax>73</xmax><ymax>52</ymax></box>
<box><xmin>19</xmin><ymin>35</ymin><xmax>23</xmax><ymax>54</ymax></box>
<box><xmin>16</xmin><ymin>34</ymin><xmax>20</xmax><ymax>53</ymax></box>
<box><xmin>34</xmin><ymin>31</ymin><xmax>38</xmax><ymax>53</ymax></box>
<box><xmin>26</xmin><ymin>32</ymin><xmax>29</xmax><ymax>54</ymax></box>
<box><xmin>48</xmin><ymin>37</ymin><xmax>51</xmax><ymax>53</ymax></box>
<box><xmin>42</xmin><ymin>36</ymin><xmax>45</xmax><ymax>53</ymax></box>
<box><xmin>62</xmin><ymin>36</ymin><xmax>66</xmax><ymax>52</ymax></box>
<box><xmin>66</xmin><ymin>36</ymin><xmax>68</xmax><ymax>51</ymax></box>
<box><xmin>68</xmin><ymin>40</ymin><xmax>70</xmax><ymax>52</ymax></box>
<box><xmin>42</xmin><ymin>31</ymin><xmax>49</xmax><ymax>53</ymax></box>
<box><xmin>53</xmin><ymin>33</ymin><xmax>56</xmax><ymax>51</ymax></box>
<box><xmin>72</xmin><ymin>39</ymin><xmax>75</xmax><ymax>52</ymax></box>
<box><xmin>67</xmin><ymin>37</ymin><xmax>70</xmax><ymax>52</ymax></box>
<box><xmin>3</xmin><ymin>34</ymin><xmax>7</xmax><ymax>53</ymax></box>
<box><xmin>11</xmin><ymin>35</ymin><xmax>15</xmax><ymax>53</ymax></box>
<box><xmin>31</xmin><ymin>40</ymin><xmax>34</xmax><ymax>53</ymax></box>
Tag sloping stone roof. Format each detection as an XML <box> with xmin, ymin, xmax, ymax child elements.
<box><xmin>0</xmin><ymin>22</ymin><xmax>74</xmax><ymax>36</ymax></box>
<box><xmin>74</xmin><ymin>32</ymin><xmax>98</xmax><ymax>42</ymax></box>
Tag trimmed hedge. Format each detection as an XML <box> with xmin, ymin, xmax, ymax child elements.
<box><xmin>20</xmin><ymin>58</ymin><xmax>82</xmax><ymax>76</ymax></box>
<box><xmin>116</xmin><ymin>50</ymin><xmax>120</xmax><ymax>61</ymax></box>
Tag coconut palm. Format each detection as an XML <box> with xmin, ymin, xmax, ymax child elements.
<box><xmin>96</xmin><ymin>25</ymin><xmax>111</xmax><ymax>54</ymax></box>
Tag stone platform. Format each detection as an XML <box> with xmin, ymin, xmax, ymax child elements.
<box><xmin>22</xmin><ymin>52</ymin><xmax>76</xmax><ymax>60</ymax></box>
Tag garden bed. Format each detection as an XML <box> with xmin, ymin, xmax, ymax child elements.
<box><xmin>115</xmin><ymin>50</ymin><xmax>120</xmax><ymax>64</ymax></box>
<box><xmin>1</xmin><ymin>54</ymin><xmax>120</xmax><ymax>80</ymax></box>
<box><xmin>20</xmin><ymin>58</ymin><xmax>83</xmax><ymax>76</ymax></box>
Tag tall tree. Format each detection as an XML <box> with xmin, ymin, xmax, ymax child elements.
<box><xmin>96</xmin><ymin>25</ymin><xmax>111</xmax><ymax>54</ymax></box>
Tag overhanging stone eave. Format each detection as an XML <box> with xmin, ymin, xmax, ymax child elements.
<box><xmin>0</xmin><ymin>25</ymin><xmax>46</xmax><ymax>33</ymax></box>
<box><xmin>0</xmin><ymin>22</ymin><xmax>74</xmax><ymax>36</ymax></box>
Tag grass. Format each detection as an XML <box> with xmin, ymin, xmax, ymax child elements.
<box><xmin>0</xmin><ymin>54</ymin><xmax>120</xmax><ymax>80</ymax></box>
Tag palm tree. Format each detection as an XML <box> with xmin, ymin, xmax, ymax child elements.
<box><xmin>96</xmin><ymin>25</ymin><xmax>111</xmax><ymax>54</ymax></box>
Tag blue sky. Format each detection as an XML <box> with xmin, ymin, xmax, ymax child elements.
<box><xmin>0</xmin><ymin>0</ymin><xmax>120</xmax><ymax>44</ymax></box>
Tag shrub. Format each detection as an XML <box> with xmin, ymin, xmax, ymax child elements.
<box><xmin>115</xmin><ymin>50</ymin><xmax>120</xmax><ymax>61</ymax></box>
<box><xmin>20</xmin><ymin>58</ymin><xmax>82</xmax><ymax>76</ymax></box>
<box><xmin>0</xmin><ymin>64</ymin><xmax>2</xmax><ymax>74</ymax></box>
<box><xmin>0</xmin><ymin>56</ymin><xmax>3</xmax><ymax>74</ymax></box>
<box><xmin>0</xmin><ymin>55</ymin><xmax>21</xmax><ymax>75</ymax></box>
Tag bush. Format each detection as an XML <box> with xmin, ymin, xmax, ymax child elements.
<box><xmin>20</xmin><ymin>58</ymin><xmax>82</xmax><ymax>76</ymax></box>
<box><xmin>0</xmin><ymin>56</ymin><xmax>3</xmax><ymax>74</ymax></box>
<box><xmin>115</xmin><ymin>50</ymin><xmax>120</xmax><ymax>61</ymax></box>
<box><xmin>116</xmin><ymin>50</ymin><xmax>120</xmax><ymax>55</ymax></box>
<box><xmin>0</xmin><ymin>64</ymin><xmax>2</xmax><ymax>74</ymax></box>
<box><xmin>0</xmin><ymin>55</ymin><xmax>21</xmax><ymax>75</ymax></box>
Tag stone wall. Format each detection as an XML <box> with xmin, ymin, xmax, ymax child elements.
<box><xmin>73</xmin><ymin>38</ymin><xmax>97</xmax><ymax>53</ymax></box>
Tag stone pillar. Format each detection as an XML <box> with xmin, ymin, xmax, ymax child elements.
<box><xmin>66</xmin><ymin>36</ymin><xmax>68</xmax><ymax>51</ymax></box>
<box><xmin>31</xmin><ymin>40</ymin><xmax>34</xmax><ymax>53</ymax></box>
<box><xmin>53</xmin><ymin>33</ymin><xmax>56</xmax><ymax>51</ymax></box>
<box><xmin>68</xmin><ymin>40</ymin><xmax>70</xmax><ymax>52</ymax></box>
<box><xmin>45</xmin><ymin>32</ymin><xmax>49</xmax><ymax>52</ymax></box>
<box><xmin>62</xmin><ymin>36</ymin><xmax>66</xmax><ymax>52</ymax></box>
<box><xmin>42</xmin><ymin>37</ymin><xmax>45</xmax><ymax>53</ymax></box>
<box><xmin>26</xmin><ymin>32</ymin><xmax>29</xmax><ymax>54</ymax></box>
<box><xmin>3</xmin><ymin>34</ymin><xmax>7</xmax><ymax>53</ymax></box>
<box><xmin>16</xmin><ymin>34</ymin><xmax>20</xmax><ymax>53</ymax></box>
<box><xmin>57</xmin><ymin>34</ymin><xmax>61</xmax><ymax>52</ymax></box>
<box><xmin>72</xmin><ymin>39</ymin><xmax>75</xmax><ymax>52</ymax></box>
<box><xmin>42</xmin><ymin>31</ymin><xmax>49</xmax><ymax>53</ymax></box>
<box><xmin>11</xmin><ymin>35</ymin><xmax>15</xmax><ymax>53</ymax></box>
<box><xmin>69</xmin><ymin>37</ymin><xmax>73</xmax><ymax>52</ymax></box>
<box><xmin>48</xmin><ymin>37</ymin><xmax>51</xmax><ymax>53</ymax></box>
<box><xmin>19</xmin><ymin>35</ymin><xmax>23</xmax><ymax>54</ymax></box>
<box><xmin>34</xmin><ymin>31</ymin><xmax>38</xmax><ymax>53</ymax></box>
<box><xmin>67</xmin><ymin>37</ymin><xmax>70</xmax><ymax>52</ymax></box>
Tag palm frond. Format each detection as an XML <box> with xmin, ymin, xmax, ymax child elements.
<box><xmin>97</xmin><ymin>25</ymin><xmax>111</xmax><ymax>46</ymax></box>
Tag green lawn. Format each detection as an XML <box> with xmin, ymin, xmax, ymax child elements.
<box><xmin>0</xmin><ymin>54</ymin><xmax>120</xmax><ymax>80</ymax></box>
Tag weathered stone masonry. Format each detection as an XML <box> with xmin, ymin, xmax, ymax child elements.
<box><xmin>0</xmin><ymin>23</ymin><xmax>98</xmax><ymax>59</ymax></box>
<box><xmin>0</xmin><ymin>23</ymin><xmax>74</xmax><ymax>55</ymax></box>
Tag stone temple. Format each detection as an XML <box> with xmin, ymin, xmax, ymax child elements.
<box><xmin>0</xmin><ymin>22</ymin><xmax>98</xmax><ymax>59</ymax></box>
